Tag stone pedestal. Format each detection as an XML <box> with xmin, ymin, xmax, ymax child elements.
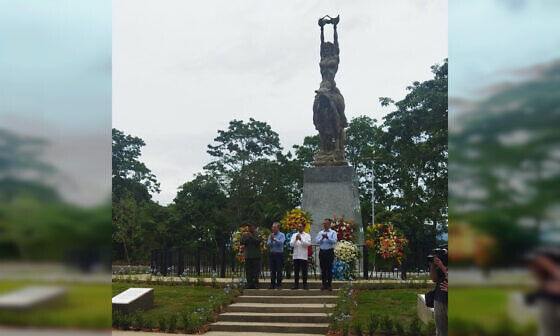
<box><xmin>302</xmin><ymin>166</ymin><xmax>364</xmax><ymax>273</ymax></box>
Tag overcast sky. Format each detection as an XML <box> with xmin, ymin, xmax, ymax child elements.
<box><xmin>113</xmin><ymin>0</ymin><xmax>448</xmax><ymax>205</ymax></box>
<box><xmin>1</xmin><ymin>0</ymin><xmax>111</xmax><ymax>207</ymax></box>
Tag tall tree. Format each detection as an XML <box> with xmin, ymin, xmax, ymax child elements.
<box><xmin>377</xmin><ymin>59</ymin><xmax>448</xmax><ymax>267</ymax></box>
<box><xmin>204</xmin><ymin>118</ymin><xmax>282</xmax><ymax>188</ymax></box>
<box><xmin>112</xmin><ymin>128</ymin><xmax>160</xmax><ymax>198</ymax></box>
<box><xmin>112</xmin><ymin>129</ymin><xmax>161</xmax><ymax>263</ymax></box>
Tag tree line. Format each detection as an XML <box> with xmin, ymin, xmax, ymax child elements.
<box><xmin>112</xmin><ymin>60</ymin><xmax>448</xmax><ymax>270</ymax></box>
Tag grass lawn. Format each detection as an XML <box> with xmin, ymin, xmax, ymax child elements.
<box><xmin>354</xmin><ymin>287</ymin><xmax>432</xmax><ymax>326</ymax></box>
<box><xmin>112</xmin><ymin>281</ymin><xmax>236</xmax><ymax>331</ymax></box>
<box><xmin>449</xmin><ymin>287</ymin><xmax>536</xmax><ymax>334</ymax></box>
<box><xmin>0</xmin><ymin>281</ymin><xmax>111</xmax><ymax>329</ymax></box>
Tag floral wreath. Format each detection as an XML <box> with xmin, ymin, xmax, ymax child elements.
<box><xmin>331</xmin><ymin>216</ymin><xmax>357</xmax><ymax>242</ymax></box>
<box><xmin>231</xmin><ymin>226</ymin><xmax>268</xmax><ymax>263</ymax></box>
<box><xmin>364</xmin><ymin>223</ymin><xmax>408</xmax><ymax>264</ymax></box>
<box><xmin>280</xmin><ymin>209</ymin><xmax>311</xmax><ymax>233</ymax></box>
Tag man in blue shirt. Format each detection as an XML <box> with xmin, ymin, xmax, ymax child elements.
<box><xmin>316</xmin><ymin>218</ymin><xmax>337</xmax><ymax>291</ymax></box>
<box><xmin>267</xmin><ymin>222</ymin><xmax>286</xmax><ymax>289</ymax></box>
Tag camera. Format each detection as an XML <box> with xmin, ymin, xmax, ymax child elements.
<box><xmin>524</xmin><ymin>246</ymin><xmax>560</xmax><ymax>305</ymax></box>
<box><xmin>427</xmin><ymin>244</ymin><xmax>448</xmax><ymax>266</ymax></box>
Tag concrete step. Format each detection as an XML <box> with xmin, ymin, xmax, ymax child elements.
<box><xmin>227</xmin><ymin>302</ymin><xmax>334</xmax><ymax>313</ymax></box>
<box><xmin>258</xmin><ymin>282</ymin><xmax>342</xmax><ymax>289</ymax></box>
<box><xmin>237</xmin><ymin>295</ymin><xmax>337</xmax><ymax>304</ymax></box>
<box><xmin>219</xmin><ymin>312</ymin><xmax>330</xmax><ymax>323</ymax></box>
<box><xmin>205</xmin><ymin>333</ymin><xmax>325</xmax><ymax>336</ymax></box>
<box><xmin>209</xmin><ymin>321</ymin><xmax>329</xmax><ymax>334</ymax></box>
<box><xmin>244</xmin><ymin>288</ymin><xmax>339</xmax><ymax>296</ymax></box>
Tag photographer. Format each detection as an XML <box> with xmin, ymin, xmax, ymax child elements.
<box><xmin>429</xmin><ymin>247</ymin><xmax>448</xmax><ymax>336</ymax></box>
<box><xmin>526</xmin><ymin>247</ymin><xmax>560</xmax><ymax>336</ymax></box>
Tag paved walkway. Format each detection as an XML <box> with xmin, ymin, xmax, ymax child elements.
<box><xmin>0</xmin><ymin>328</ymin><xmax>108</xmax><ymax>335</ymax></box>
<box><xmin>112</xmin><ymin>332</ymin><xmax>319</xmax><ymax>336</ymax></box>
<box><xmin>112</xmin><ymin>273</ymin><xmax>426</xmax><ymax>284</ymax></box>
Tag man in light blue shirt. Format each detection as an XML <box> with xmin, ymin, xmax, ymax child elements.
<box><xmin>316</xmin><ymin>218</ymin><xmax>337</xmax><ymax>291</ymax></box>
<box><xmin>267</xmin><ymin>222</ymin><xmax>286</xmax><ymax>289</ymax></box>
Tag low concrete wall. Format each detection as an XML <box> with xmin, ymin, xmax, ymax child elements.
<box><xmin>417</xmin><ymin>294</ymin><xmax>434</xmax><ymax>323</ymax></box>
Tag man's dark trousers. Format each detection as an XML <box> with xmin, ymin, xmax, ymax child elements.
<box><xmin>269</xmin><ymin>252</ymin><xmax>283</xmax><ymax>288</ymax></box>
<box><xmin>319</xmin><ymin>248</ymin><xmax>334</xmax><ymax>289</ymax></box>
<box><xmin>245</xmin><ymin>257</ymin><xmax>260</xmax><ymax>288</ymax></box>
<box><xmin>293</xmin><ymin>259</ymin><xmax>308</xmax><ymax>288</ymax></box>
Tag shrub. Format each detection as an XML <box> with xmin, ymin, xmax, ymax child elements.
<box><xmin>158</xmin><ymin>316</ymin><xmax>167</xmax><ymax>331</ymax></box>
<box><xmin>394</xmin><ymin>320</ymin><xmax>404</xmax><ymax>335</ymax></box>
<box><xmin>144</xmin><ymin>318</ymin><xmax>153</xmax><ymax>330</ymax></box>
<box><xmin>168</xmin><ymin>314</ymin><xmax>177</xmax><ymax>332</ymax></box>
<box><xmin>366</xmin><ymin>313</ymin><xmax>378</xmax><ymax>336</ymax></box>
<box><xmin>132</xmin><ymin>311</ymin><xmax>144</xmax><ymax>330</ymax></box>
<box><xmin>408</xmin><ymin>317</ymin><xmax>422</xmax><ymax>335</ymax></box>
<box><xmin>380</xmin><ymin>314</ymin><xmax>393</xmax><ymax>334</ymax></box>
<box><xmin>351</xmin><ymin>321</ymin><xmax>363</xmax><ymax>336</ymax></box>
<box><xmin>212</xmin><ymin>273</ymin><xmax>218</xmax><ymax>288</ymax></box>
<box><xmin>112</xmin><ymin>311</ymin><xmax>122</xmax><ymax>328</ymax></box>
<box><xmin>423</xmin><ymin>320</ymin><xmax>436</xmax><ymax>335</ymax></box>
<box><xmin>119</xmin><ymin>313</ymin><xmax>131</xmax><ymax>330</ymax></box>
<box><xmin>341</xmin><ymin>322</ymin><xmax>349</xmax><ymax>336</ymax></box>
<box><xmin>182</xmin><ymin>313</ymin><xmax>191</xmax><ymax>332</ymax></box>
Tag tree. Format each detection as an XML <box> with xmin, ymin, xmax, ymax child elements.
<box><xmin>172</xmin><ymin>174</ymin><xmax>228</xmax><ymax>247</ymax></box>
<box><xmin>449</xmin><ymin>60</ymin><xmax>560</xmax><ymax>264</ymax></box>
<box><xmin>228</xmin><ymin>157</ymin><xmax>301</xmax><ymax>227</ymax></box>
<box><xmin>376</xmin><ymin>59</ymin><xmax>448</xmax><ymax>267</ymax></box>
<box><xmin>112</xmin><ymin>190</ymin><xmax>140</xmax><ymax>264</ymax></box>
<box><xmin>344</xmin><ymin>116</ymin><xmax>384</xmax><ymax>225</ymax></box>
<box><xmin>292</xmin><ymin>135</ymin><xmax>319</xmax><ymax>168</ymax></box>
<box><xmin>112</xmin><ymin>129</ymin><xmax>161</xmax><ymax>263</ymax></box>
<box><xmin>112</xmin><ymin>128</ymin><xmax>160</xmax><ymax>197</ymax></box>
<box><xmin>204</xmin><ymin>118</ymin><xmax>282</xmax><ymax>189</ymax></box>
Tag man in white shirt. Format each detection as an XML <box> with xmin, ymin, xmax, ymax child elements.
<box><xmin>290</xmin><ymin>223</ymin><xmax>311</xmax><ymax>290</ymax></box>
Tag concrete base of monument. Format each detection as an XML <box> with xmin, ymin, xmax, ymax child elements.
<box><xmin>302</xmin><ymin>166</ymin><xmax>364</xmax><ymax>272</ymax></box>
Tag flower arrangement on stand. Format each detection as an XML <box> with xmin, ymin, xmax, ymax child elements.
<box><xmin>364</xmin><ymin>223</ymin><xmax>408</xmax><ymax>268</ymax></box>
<box><xmin>231</xmin><ymin>226</ymin><xmax>268</xmax><ymax>263</ymax></box>
<box><xmin>331</xmin><ymin>216</ymin><xmax>357</xmax><ymax>242</ymax></box>
<box><xmin>333</xmin><ymin>240</ymin><xmax>360</xmax><ymax>280</ymax></box>
<box><xmin>280</xmin><ymin>209</ymin><xmax>311</xmax><ymax>233</ymax></box>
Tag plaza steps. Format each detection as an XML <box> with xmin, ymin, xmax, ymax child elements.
<box><xmin>226</xmin><ymin>302</ymin><xmax>334</xmax><ymax>313</ymax></box>
<box><xmin>236</xmin><ymin>295</ymin><xmax>336</xmax><ymax>304</ymax></box>
<box><xmin>245</xmin><ymin>288</ymin><xmax>338</xmax><ymax>296</ymax></box>
<box><xmin>209</xmin><ymin>322</ymin><xmax>330</xmax><ymax>334</ymax></box>
<box><xmin>209</xmin><ymin>288</ymin><xmax>337</xmax><ymax>334</ymax></box>
<box><xmin>258</xmin><ymin>281</ymin><xmax>343</xmax><ymax>289</ymax></box>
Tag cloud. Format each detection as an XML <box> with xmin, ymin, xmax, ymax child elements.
<box><xmin>113</xmin><ymin>0</ymin><xmax>448</xmax><ymax>205</ymax></box>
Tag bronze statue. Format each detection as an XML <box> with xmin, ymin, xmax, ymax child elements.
<box><xmin>313</xmin><ymin>15</ymin><xmax>348</xmax><ymax>166</ymax></box>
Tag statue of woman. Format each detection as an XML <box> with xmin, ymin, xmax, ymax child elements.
<box><xmin>313</xmin><ymin>15</ymin><xmax>348</xmax><ymax>166</ymax></box>
<box><xmin>318</xmin><ymin>16</ymin><xmax>340</xmax><ymax>91</ymax></box>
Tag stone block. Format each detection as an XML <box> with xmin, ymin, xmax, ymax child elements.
<box><xmin>0</xmin><ymin>286</ymin><xmax>67</xmax><ymax>310</ymax></box>
<box><xmin>112</xmin><ymin>287</ymin><xmax>154</xmax><ymax>314</ymax></box>
<box><xmin>417</xmin><ymin>294</ymin><xmax>435</xmax><ymax>323</ymax></box>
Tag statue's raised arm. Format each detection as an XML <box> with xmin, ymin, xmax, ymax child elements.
<box><xmin>313</xmin><ymin>15</ymin><xmax>347</xmax><ymax>167</ymax></box>
<box><xmin>333</xmin><ymin>21</ymin><xmax>338</xmax><ymax>49</ymax></box>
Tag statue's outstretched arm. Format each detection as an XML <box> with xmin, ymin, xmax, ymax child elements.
<box><xmin>320</xmin><ymin>25</ymin><xmax>325</xmax><ymax>44</ymax></box>
<box><xmin>333</xmin><ymin>24</ymin><xmax>338</xmax><ymax>49</ymax></box>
